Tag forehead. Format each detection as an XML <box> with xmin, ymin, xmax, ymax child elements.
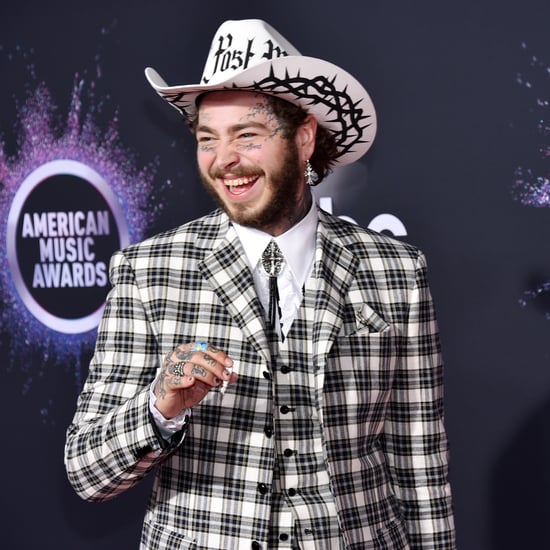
<box><xmin>196</xmin><ymin>91</ymin><xmax>275</xmax><ymax>125</ymax></box>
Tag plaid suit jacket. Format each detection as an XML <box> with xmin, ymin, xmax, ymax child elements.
<box><xmin>65</xmin><ymin>207</ymin><xmax>456</xmax><ymax>549</ymax></box>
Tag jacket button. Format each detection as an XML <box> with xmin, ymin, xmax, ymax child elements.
<box><xmin>280</xmin><ymin>405</ymin><xmax>290</xmax><ymax>414</ymax></box>
<box><xmin>280</xmin><ymin>365</ymin><xmax>291</xmax><ymax>374</ymax></box>
<box><xmin>262</xmin><ymin>371</ymin><xmax>271</xmax><ymax>380</ymax></box>
<box><xmin>283</xmin><ymin>448</ymin><xmax>294</xmax><ymax>457</ymax></box>
<box><xmin>264</xmin><ymin>426</ymin><xmax>273</xmax><ymax>437</ymax></box>
<box><xmin>288</xmin><ymin>488</ymin><xmax>297</xmax><ymax>496</ymax></box>
<box><xmin>279</xmin><ymin>533</ymin><xmax>289</xmax><ymax>541</ymax></box>
<box><xmin>257</xmin><ymin>483</ymin><xmax>268</xmax><ymax>495</ymax></box>
<box><xmin>251</xmin><ymin>542</ymin><xmax>261</xmax><ymax>550</ymax></box>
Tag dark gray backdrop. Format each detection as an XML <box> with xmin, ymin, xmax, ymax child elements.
<box><xmin>1</xmin><ymin>1</ymin><xmax>549</xmax><ymax>548</ymax></box>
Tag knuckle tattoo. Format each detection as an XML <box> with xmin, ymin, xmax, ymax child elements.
<box><xmin>204</xmin><ymin>354</ymin><xmax>217</xmax><ymax>367</ymax></box>
<box><xmin>191</xmin><ymin>364</ymin><xmax>207</xmax><ymax>377</ymax></box>
<box><xmin>176</xmin><ymin>350</ymin><xmax>193</xmax><ymax>362</ymax></box>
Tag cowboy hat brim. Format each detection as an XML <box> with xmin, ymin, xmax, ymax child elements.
<box><xmin>145</xmin><ymin>55</ymin><xmax>376</xmax><ymax>166</ymax></box>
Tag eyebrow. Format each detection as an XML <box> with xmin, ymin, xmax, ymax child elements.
<box><xmin>196</xmin><ymin>121</ymin><xmax>269</xmax><ymax>135</ymax></box>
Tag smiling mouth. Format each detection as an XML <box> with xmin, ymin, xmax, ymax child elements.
<box><xmin>223</xmin><ymin>175</ymin><xmax>259</xmax><ymax>195</ymax></box>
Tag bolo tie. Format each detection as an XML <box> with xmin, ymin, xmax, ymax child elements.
<box><xmin>261</xmin><ymin>239</ymin><xmax>284</xmax><ymax>332</ymax></box>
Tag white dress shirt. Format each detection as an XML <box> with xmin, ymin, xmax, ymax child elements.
<box><xmin>233</xmin><ymin>202</ymin><xmax>317</xmax><ymax>337</ymax></box>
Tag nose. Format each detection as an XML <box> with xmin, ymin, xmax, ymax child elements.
<box><xmin>214</xmin><ymin>139</ymin><xmax>240</xmax><ymax>171</ymax></box>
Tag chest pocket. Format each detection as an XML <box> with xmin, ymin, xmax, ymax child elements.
<box><xmin>323</xmin><ymin>303</ymin><xmax>399</xmax><ymax>429</ymax></box>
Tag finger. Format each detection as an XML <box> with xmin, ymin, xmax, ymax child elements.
<box><xmin>161</xmin><ymin>362</ymin><xmax>195</xmax><ymax>390</ymax></box>
<box><xmin>167</xmin><ymin>342</ymin><xmax>232</xmax><ymax>386</ymax></box>
<box><xmin>199</xmin><ymin>350</ymin><xmax>229</xmax><ymax>378</ymax></box>
<box><xmin>180</xmin><ymin>341</ymin><xmax>233</xmax><ymax>381</ymax></box>
<box><xmin>168</xmin><ymin>358</ymin><xmax>224</xmax><ymax>388</ymax></box>
<box><xmin>192</xmin><ymin>341</ymin><xmax>232</xmax><ymax>366</ymax></box>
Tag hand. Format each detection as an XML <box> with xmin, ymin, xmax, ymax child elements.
<box><xmin>153</xmin><ymin>341</ymin><xmax>236</xmax><ymax>418</ymax></box>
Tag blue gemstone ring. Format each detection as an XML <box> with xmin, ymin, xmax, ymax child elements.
<box><xmin>193</xmin><ymin>341</ymin><xmax>208</xmax><ymax>352</ymax></box>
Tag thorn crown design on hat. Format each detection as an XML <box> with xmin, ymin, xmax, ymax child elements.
<box><xmin>145</xmin><ymin>19</ymin><xmax>377</xmax><ymax>165</ymax></box>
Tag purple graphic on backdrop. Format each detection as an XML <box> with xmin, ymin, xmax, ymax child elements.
<box><xmin>513</xmin><ymin>43</ymin><xmax>550</xmax><ymax>316</ymax></box>
<box><xmin>0</xmin><ymin>35</ymin><xmax>160</xmax><ymax>392</ymax></box>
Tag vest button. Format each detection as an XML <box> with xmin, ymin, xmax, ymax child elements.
<box><xmin>262</xmin><ymin>371</ymin><xmax>271</xmax><ymax>380</ymax></box>
<box><xmin>280</xmin><ymin>365</ymin><xmax>291</xmax><ymax>374</ymax></box>
<box><xmin>264</xmin><ymin>426</ymin><xmax>273</xmax><ymax>437</ymax></box>
<box><xmin>251</xmin><ymin>542</ymin><xmax>261</xmax><ymax>550</ymax></box>
<box><xmin>279</xmin><ymin>533</ymin><xmax>289</xmax><ymax>541</ymax></box>
<box><xmin>280</xmin><ymin>405</ymin><xmax>290</xmax><ymax>414</ymax></box>
<box><xmin>257</xmin><ymin>483</ymin><xmax>268</xmax><ymax>495</ymax></box>
<box><xmin>283</xmin><ymin>448</ymin><xmax>294</xmax><ymax>457</ymax></box>
<box><xmin>288</xmin><ymin>488</ymin><xmax>297</xmax><ymax>496</ymax></box>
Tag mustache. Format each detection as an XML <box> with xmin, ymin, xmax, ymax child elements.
<box><xmin>209</xmin><ymin>167</ymin><xmax>264</xmax><ymax>179</ymax></box>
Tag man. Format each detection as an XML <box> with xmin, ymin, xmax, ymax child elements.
<box><xmin>65</xmin><ymin>19</ymin><xmax>456</xmax><ymax>550</ymax></box>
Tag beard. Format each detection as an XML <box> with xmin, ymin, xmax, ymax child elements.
<box><xmin>198</xmin><ymin>140</ymin><xmax>303</xmax><ymax>231</ymax></box>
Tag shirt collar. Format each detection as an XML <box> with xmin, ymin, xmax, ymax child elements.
<box><xmin>232</xmin><ymin>202</ymin><xmax>318</xmax><ymax>286</ymax></box>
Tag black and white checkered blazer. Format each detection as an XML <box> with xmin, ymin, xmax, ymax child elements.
<box><xmin>65</xmin><ymin>207</ymin><xmax>456</xmax><ymax>549</ymax></box>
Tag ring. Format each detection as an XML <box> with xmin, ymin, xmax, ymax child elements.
<box><xmin>171</xmin><ymin>361</ymin><xmax>185</xmax><ymax>376</ymax></box>
<box><xmin>193</xmin><ymin>341</ymin><xmax>208</xmax><ymax>352</ymax></box>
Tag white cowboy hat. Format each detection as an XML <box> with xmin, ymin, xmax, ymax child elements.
<box><xmin>145</xmin><ymin>19</ymin><xmax>377</xmax><ymax>166</ymax></box>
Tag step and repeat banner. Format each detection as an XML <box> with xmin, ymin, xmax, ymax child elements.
<box><xmin>1</xmin><ymin>1</ymin><xmax>549</xmax><ymax>548</ymax></box>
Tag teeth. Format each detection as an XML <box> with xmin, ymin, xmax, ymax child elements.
<box><xmin>225</xmin><ymin>176</ymin><xmax>256</xmax><ymax>188</ymax></box>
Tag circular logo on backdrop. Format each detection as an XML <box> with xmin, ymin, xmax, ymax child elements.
<box><xmin>6</xmin><ymin>159</ymin><xmax>129</xmax><ymax>334</ymax></box>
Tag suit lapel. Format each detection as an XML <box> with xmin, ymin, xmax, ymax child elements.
<box><xmin>313</xmin><ymin>213</ymin><xmax>358</xmax><ymax>366</ymax></box>
<box><xmin>195</xmin><ymin>209</ymin><xmax>358</xmax><ymax>366</ymax></box>
<box><xmin>197</xmin><ymin>216</ymin><xmax>271</xmax><ymax>363</ymax></box>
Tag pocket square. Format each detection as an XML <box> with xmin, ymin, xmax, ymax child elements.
<box><xmin>354</xmin><ymin>303</ymin><xmax>390</xmax><ymax>334</ymax></box>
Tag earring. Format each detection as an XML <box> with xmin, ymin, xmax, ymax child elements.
<box><xmin>304</xmin><ymin>159</ymin><xmax>319</xmax><ymax>186</ymax></box>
